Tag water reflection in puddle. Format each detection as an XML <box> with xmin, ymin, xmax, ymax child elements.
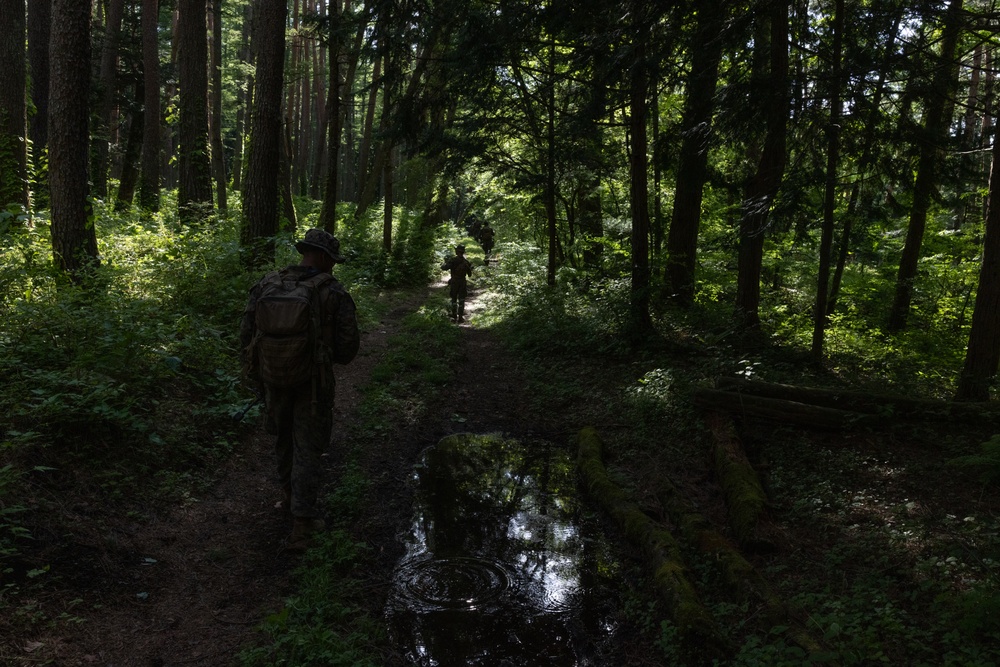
<box><xmin>386</xmin><ymin>433</ymin><xmax>618</xmax><ymax>666</ymax></box>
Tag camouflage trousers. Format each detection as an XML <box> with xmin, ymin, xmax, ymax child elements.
<box><xmin>264</xmin><ymin>379</ymin><xmax>334</xmax><ymax>519</ymax></box>
<box><xmin>449</xmin><ymin>281</ymin><xmax>468</xmax><ymax>318</ymax></box>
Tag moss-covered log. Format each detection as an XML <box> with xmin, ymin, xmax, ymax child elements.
<box><xmin>695</xmin><ymin>387</ymin><xmax>877</xmax><ymax>430</ymax></box>
<box><xmin>715</xmin><ymin>377</ymin><xmax>1000</xmax><ymax>423</ymax></box>
<box><xmin>575</xmin><ymin>426</ymin><xmax>730</xmax><ymax>656</ymax></box>
<box><xmin>656</xmin><ymin>478</ymin><xmax>830</xmax><ymax>659</ymax></box>
<box><xmin>704</xmin><ymin>411</ymin><xmax>777</xmax><ymax>552</ymax></box>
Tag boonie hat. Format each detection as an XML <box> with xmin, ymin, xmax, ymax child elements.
<box><xmin>456</xmin><ymin>244</ymin><xmax>466</xmax><ymax>252</ymax></box>
<box><xmin>295</xmin><ymin>228</ymin><xmax>346</xmax><ymax>263</ymax></box>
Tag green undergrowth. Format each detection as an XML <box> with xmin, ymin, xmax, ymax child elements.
<box><xmin>472</xmin><ymin>246</ymin><xmax>1000</xmax><ymax>664</ymax></box>
<box><xmin>237</xmin><ymin>459</ymin><xmax>383</xmax><ymax>667</ymax></box>
<box><xmin>0</xmin><ymin>197</ymin><xmax>443</xmax><ymax>646</ymax></box>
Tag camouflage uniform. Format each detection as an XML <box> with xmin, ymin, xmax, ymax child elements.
<box><xmin>240</xmin><ymin>230</ymin><xmax>359</xmax><ymax>526</ymax></box>
<box><xmin>479</xmin><ymin>224</ymin><xmax>496</xmax><ymax>256</ymax></box>
<box><xmin>441</xmin><ymin>245</ymin><xmax>473</xmax><ymax>321</ymax></box>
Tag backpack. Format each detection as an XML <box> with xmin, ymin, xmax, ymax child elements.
<box><xmin>249</xmin><ymin>270</ymin><xmax>333</xmax><ymax>388</ymax></box>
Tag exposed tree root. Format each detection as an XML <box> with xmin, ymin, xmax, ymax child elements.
<box><xmin>575</xmin><ymin>426</ymin><xmax>731</xmax><ymax>658</ymax></box>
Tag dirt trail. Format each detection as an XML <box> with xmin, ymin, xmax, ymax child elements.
<box><xmin>15</xmin><ymin>277</ymin><xmax>548</xmax><ymax>666</ymax></box>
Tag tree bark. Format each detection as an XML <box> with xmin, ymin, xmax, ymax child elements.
<box><xmin>355</xmin><ymin>55</ymin><xmax>381</xmax><ymax>204</ymax></box>
<box><xmin>139</xmin><ymin>0</ymin><xmax>161</xmax><ymax>212</ymax></box>
<box><xmin>546</xmin><ymin>35</ymin><xmax>557</xmax><ymax>286</ymax></box>
<box><xmin>92</xmin><ymin>0</ymin><xmax>126</xmax><ymax>199</ymax></box>
<box><xmin>383</xmin><ymin>146</ymin><xmax>393</xmax><ymax>252</ymax></box>
<box><xmin>812</xmin><ymin>0</ymin><xmax>843</xmax><ymax>360</ymax></box>
<box><xmin>27</xmin><ymin>0</ymin><xmax>51</xmax><ymax>167</ymax></box>
<box><xmin>628</xmin><ymin>26</ymin><xmax>653</xmax><ymax>336</ymax></box>
<box><xmin>115</xmin><ymin>77</ymin><xmax>145</xmax><ymax>210</ymax></box>
<box><xmin>49</xmin><ymin>0</ymin><xmax>98</xmax><ymax>276</ymax></box>
<box><xmin>177</xmin><ymin>0</ymin><xmax>214</xmax><ymax>223</ymax></box>
<box><xmin>0</xmin><ymin>0</ymin><xmax>29</xmax><ymax>209</ymax></box>
<box><xmin>956</xmin><ymin>128</ymin><xmax>1000</xmax><ymax>401</ymax></box>
<box><xmin>735</xmin><ymin>1</ymin><xmax>789</xmax><ymax>331</ymax></box>
<box><xmin>231</xmin><ymin>0</ymin><xmax>253</xmax><ymax>193</ymax></box>
<box><xmin>887</xmin><ymin>0</ymin><xmax>964</xmax><ymax>332</ymax></box>
<box><xmin>208</xmin><ymin>0</ymin><xmax>227</xmax><ymax>212</ymax></box>
<box><xmin>665</xmin><ymin>0</ymin><xmax>725</xmax><ymax>307</ymax></box>
<box><xmin>241</xmin><ymin>0</ymin><xmax>287</xmax><ymax>269</ymax></box>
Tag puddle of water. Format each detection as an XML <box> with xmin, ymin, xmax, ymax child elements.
<box><xmin>386</xmin><ymin>433</ymin><xmax>618</xmax><ymax>666</ymax></box>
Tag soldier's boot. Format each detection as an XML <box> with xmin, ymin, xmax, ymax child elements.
<box><xmin>458</xmin><ymin>304</ymin><xmax>465</xmax><ymax>323</ymax></box>
<box><xmin>277</xmin><ymin>483</ymin><xmax>292</xmax><ymax>513</ymax></box>
<box><xmin>286</xmin><ymin>517</ymin><xmax>326</xmax><ymax>552</ymax></box>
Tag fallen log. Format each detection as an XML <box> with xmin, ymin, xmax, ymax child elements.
<box><xmin>655</xmin><ymin>477</ymin><xmax>831</xmax><ymax>661</ymax></box>
<box><xmin>575</xmin><ymin>426</ymin><xmax>730</xmax><ymax>657</ymax></box>
<box><xmin>694</xmin><ymin>387</ymin><xmax>879</xmax><ymax>430</ymax></box>
<box><xmin>704</xmin><ymin>411</ymin><xmax>778</xmax><ymax>552</ymax></box>
<box><xmin>715</xmin><ymin>377</ymin><xmax>1000</xmax><ymax>423</ymax></box>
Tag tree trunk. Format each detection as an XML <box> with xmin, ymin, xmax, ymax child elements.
<box><xmin>956</xmin><ymin>130</ymin><xmax>1000</xmax><ymax>401</ymax></box>
<box><xmin>49</xmin><ymin>0</ymin><xmax>98</xmax><ymax>276</ymax></box>
<box><xmin>320</xmin><ymin>2</ymin><xmax>353</xmax><ymax>232</ymax></box>
<box><xmin>735</xmin><ymin>1</ymin><xmax>789</xmax><ymax>330</ymax></box>
<box><xmin>310</xmin><ymin>23</ymin><xmax>327</xmax><ymax>200</ymax></box>
<box><xmin>208</xmin><ymin>0</ymin><xmax>227</xmax><ymax>212</ymax></box>
<box><xmin>231</xmin><ymin>0</ymin><xmax>253</xmax><ymax>193</ymax></box>
<box><xmin>887</xmin><ymin>0</ymin><xmax>964</xmax><ymax>332</ymax></box>
<box><xmin>665</xmin><ymin>0</ymin><xmax>725</xmax><ymax>307</ymax></box>
<box><xmin>240</xmin><ymin>0</ymin><xmax>287</xmax><ymax>269</ymax></box>
<box><xmin>383</xmin><ymin>146</ymin><xmax>393</xmax><ymax>252</ymax></box>
<box><xmin>27</xmin><ymin>0</ymin><xmax>51</xmax><ymax>169</ymax></box>
<box><xmin>177</xmin><ymin>0</ymin><xmax>214</xmax><ymax>223</ymax></box>
<box><xmin>139</xmin><ymin>0</ymin><xmax>161</xmax><ymax>212</ymax></box>
<box><xmin>115</xmin><ymin>77</ymin><xmax>145</xmax><ymax>211</ymax></box>
<box><xmin>545</xmin><ymin>37</ymin><xmax>557</xmax><ymax>286</ymax></box>
<box><xmin>356</xmin><ymin>55</ymin><xmax>381</xmax><ymax>203</ymax></box>
<box><xmin>280</xmin><ymin>118</ymin><xmax>297</xmax><ymax>231</ymax></box>
<box><xmin>828</xmin><ymin>6</ymin><xmax>903</xmax><ymax>315</ymax></box>
<box><xmin>92</xmin><ymin>0</ymin><xmax>126</xmax><ymax>199</ymax></box>
<box><xmin>628</xmin><ymin>19</ymin><xmax>653</xmax><ymax>336</ymax></box>
<box><xmin>811</xmin><ymin>0</ymin><xmax>842</xmax><ymax>360</ymax></box>
<box><xmin>0</xmin><ymin>0</ymin><xmax>28</xmax><ymax>209</ymax></box>
<box><xmin>955</xmin><ymin>42</ymin><xmax>984</xmax><ymax>231</ymax></box>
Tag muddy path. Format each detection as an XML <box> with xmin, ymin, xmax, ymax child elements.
<box><xmin>11</xmin><ymin>277</ymin><xmax>611</xmax><ymax>666</ymax></box>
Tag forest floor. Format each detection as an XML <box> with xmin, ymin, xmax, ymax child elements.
<box><xmin>5</xmin><ymin>272</ymin><xmax>1000</xmax><ymax>666</ymax></box>
<box><xmin>4</xmin><ymin>276</ymin><xmax>623</xmax><ymax>666</ymax></box>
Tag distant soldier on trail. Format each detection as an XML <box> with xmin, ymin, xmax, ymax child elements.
<box><xmin>441</xmin><ymin>244</ymin><xmax>474</xmax><ymax>323</ymax></box>
<box><xmin>467</xmin><ymin>215</ymin><xmax>483</xmax><ymax>242</ymax></box>
<box><xmin>479</xmin><ymin>222</ymin><xmax>496</xmax><ymax>260</ymax></box>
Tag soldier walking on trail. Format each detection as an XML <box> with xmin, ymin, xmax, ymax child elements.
<box><xmin>441</xmin><ymin>244</ymin><xmax>473</xmax><ymax>322</ymax></box>
<box><xmin>240</xmin><ymin>229</ymin><xmax>360</xmax><ymax>552</ymax></box>
<box><xmin>479</xmin><ymin>222</ymin><xmax>496</xmax><ymax>260</ymax></box>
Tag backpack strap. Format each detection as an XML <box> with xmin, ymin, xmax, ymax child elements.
<box><xmin>300</xmin><ymin>273</ymin><xmax>335</xmax><ymax>411</ymax></box>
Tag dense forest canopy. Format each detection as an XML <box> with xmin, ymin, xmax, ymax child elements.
<box><xmin>4</xmin><ymin>0</ymin><xmax>1000</xmax><ymax>398</ymax></box>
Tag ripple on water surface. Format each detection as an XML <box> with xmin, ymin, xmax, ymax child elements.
<box><xmin>385</xmin><ymin>433</ymin><xmax>618</xmax><ymax>666</ymax></box>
